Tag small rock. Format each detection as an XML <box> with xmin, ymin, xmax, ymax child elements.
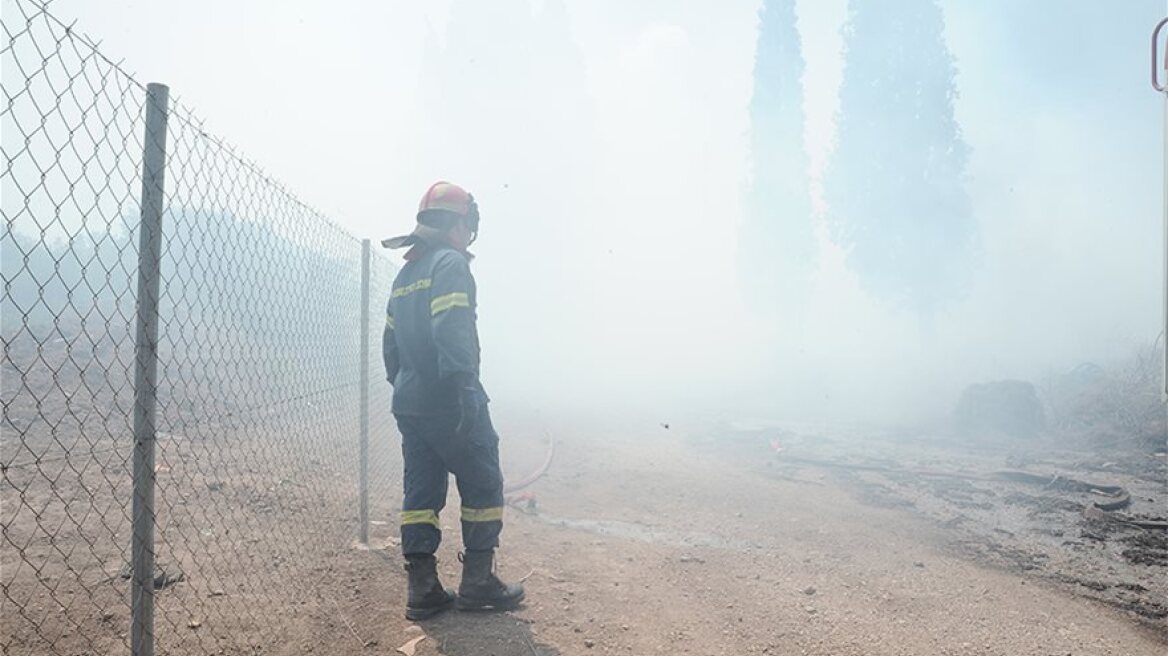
<box><xmin>188</xmin><ymin>620</ymin><xmax>202</xmax><ymax>629</ymax></box>
<box><xmin>913</xmin><ymin>561</ymin><xmax>925</xmax><ymax>568</ymax></box>
<box><xmin>208</xmin><ymin>589</ymin><xmax>225</xmax><ymax>597</ymax></box>
<box><xmin>802</xmin><ymin>587</ymin><xmax>816</xmax><ymax>596</ymax></box>
<box><xmin>679</xmin><ymin>555</ymin><xmax>705</xmax><ymax>564</ymax></box>
<box><xmin>584</xmin><ymin>639</ymin><xmax>595</xmax><ymax>648</ymax></box>
<box><xmin>804</xmin><ymin>606</ymin><xmax>817</xmax><ymax>614</ymax></box>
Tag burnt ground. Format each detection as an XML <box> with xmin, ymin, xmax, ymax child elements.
<box><xmin>700</xmin><ymin>422</ymin><xmax>1168</xmax><ymax>632</ymax></box>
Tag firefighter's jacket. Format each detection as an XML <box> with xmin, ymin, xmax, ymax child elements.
<box><xmin>382</xmin><ymin>244</ymin><xmax>483</xmax><ymax>416</ymax></box>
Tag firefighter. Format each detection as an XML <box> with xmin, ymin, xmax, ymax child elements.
<box><xmin>381</xmin><ymin>181</ymin><xmax>524</xmax><ymax>620</ymax></box>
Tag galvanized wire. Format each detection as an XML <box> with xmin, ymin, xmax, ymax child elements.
<box><xmin>2</xmin><ymin>1</ymin><xmax>401</xmax><ymax>653</ymax></box>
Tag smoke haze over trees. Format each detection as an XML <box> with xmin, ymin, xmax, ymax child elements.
<box><xmin>742</xmin><ymin>0</ymin><xmax>813</xmax><ymax>313</ymax></box>
<box><xmin>825</xmin><ymin>0</ymin><xmax>975</xmax><ymax>315</ymax></box>
<box><xmin>9</xmin><ymin>0</ymin><xmax>1163</xmax><ymax>423</ymax></box>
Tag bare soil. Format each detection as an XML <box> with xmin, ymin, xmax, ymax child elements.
<box><xmin>351</xmin><ymin>414</ymin><xmax>1167</xmax><ymax>656</ymax></box>
<box><xmin>5</xmin><ymin>361</ymin><xmax>1166</xmax><ymax>656</ymax></box>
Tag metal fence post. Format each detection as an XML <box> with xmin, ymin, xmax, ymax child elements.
<box><xmin>359</xmin><ymin>239</ymin><xmax>371</xmax><ymax>544</ymax></box>
<box><xmin>1162</xmin><ymin>46</ymin><xmax>1168</xmax><ymax>405</ymax></box>
<box><xmin>131</xmin><ymin>82</ymin><xmax>169</xmax><ymax>656</ymax></box>
<box><xmin>1156</xmin><ymin>18</ymin><xmax>1168</xmax><ymax>402</ymax></box>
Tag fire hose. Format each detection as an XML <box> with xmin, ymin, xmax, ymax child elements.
<box><xmin>503</xmin><ymin>433</ymin><xmax>555</xmax><ymax>494</ymax></box>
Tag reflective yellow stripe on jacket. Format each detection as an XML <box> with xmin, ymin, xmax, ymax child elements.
<box><xmin>431</xmin><ymin>292</ymin><xmax>470</xmax><ymax>316</ymax></box>
<box><xmin>392</xmin><ymin>278</ymin><xmax>432</xmax><ymax>299</ymax></box>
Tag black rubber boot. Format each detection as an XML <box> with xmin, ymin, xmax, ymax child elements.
<box><xmin>404</xmin><ymin>555</ymin><xmax>455</xmax><ymax>620</ymax></box>
<box><xmin>456</xmin><ymin>550</ymin><xmax>525</xmax><ymax>611</ymax></box>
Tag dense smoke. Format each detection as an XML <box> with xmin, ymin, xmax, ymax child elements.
<box><xmin>33</xmin><ymin>0</ymin><xmax>1167</xmax><ymax>426</ymax></box>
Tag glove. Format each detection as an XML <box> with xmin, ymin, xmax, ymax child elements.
<box><xmin>455</xmin><ymin>375</ymin><xmax>487</xmax><ymax>437</ymax></box>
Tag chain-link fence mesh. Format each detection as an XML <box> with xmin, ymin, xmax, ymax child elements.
<box><xmin>2</xmin><ymin>2</ymin><xmax>401</xmax><ymax>653</ymax></box>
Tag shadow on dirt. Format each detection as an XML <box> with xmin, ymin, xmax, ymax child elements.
<box><xmin>418</xmin><ymin>609</ymin><xmax>560</xmax><ymax>656</ymax></box>
<box><xmin>364</xmin><ymin>547</ymin><xmax>558</xmax><ymax>655</ymax></box>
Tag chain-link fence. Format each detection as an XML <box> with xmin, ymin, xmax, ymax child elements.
<box><xmin>2</xmin><ymin>2</ymin><xmax>403</xmax><ymax>653</ymax></box>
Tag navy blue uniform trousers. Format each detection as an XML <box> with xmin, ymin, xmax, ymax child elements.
<box><xmin>395</xmin><ymin>405</ymin><xmax>505</xmax><ymax>556</ymax></box>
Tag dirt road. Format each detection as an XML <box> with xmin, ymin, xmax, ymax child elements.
<box><xmin>332</xmin><ymin>417</ymin><xmax>1166</xmax><ymax>656</ymax></box>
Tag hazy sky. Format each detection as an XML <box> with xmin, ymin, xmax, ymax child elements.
<box><xmin>18</xmin><ymin>0</ymin><xmax>1168</xmax><ymax>422</ymax></box>
<box><xmin>36</xmin><ymin>0</ymin><xmax>843</xmax><ymax>236</ymax></box>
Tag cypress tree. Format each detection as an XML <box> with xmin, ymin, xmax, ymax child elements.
<box><xmin>741</xmin><ymin>0</ymin><xmax>814</xmax><ymax>311</ymax></box>
<box><xmin>825</xmin><ymin>0</ymin><xmax>975</xmax><ymax>313</ymax></box>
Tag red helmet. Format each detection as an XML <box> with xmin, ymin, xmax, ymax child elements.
<box><xmin>382</xmin><ymin>180</ymin><xmax>480</xmax><ymax>249</ymax></box>
<box><xmin>418</xmin><ymin>181</ymin><xmax>474</xmax><ymax>217</ymax></box>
